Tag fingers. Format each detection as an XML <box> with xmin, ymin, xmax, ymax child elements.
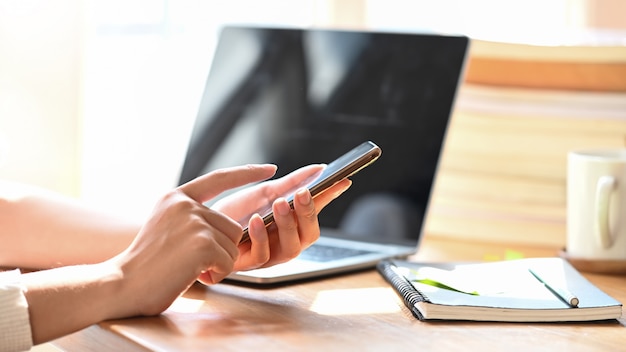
<box><xmin>165</xmin><ymin>165</ymin><xmax>276</xmax><ymax>286</ymax></box>
<box><xmin>276</xmin><ymin>164</ymin><xmax>325</xmax><ymax>192</ymax></box>
<box><xmin>293</xmin><ymin>188</ymin><xmax>318</xmax><ymax>247</ymax></box>
<box><xmin>247</xmin><ymin>188</ymin><xmax>319</xmax><ymax>269</ymax></box>
<box><xmin>240</xmin><ymin>197</ymin><xmax>299</xmax><ymax>269</ymax></box>
<box><xmin>193</xmin><ymin>209</ymin><xmax>243</xmax><ymax>285</ymax></box>
<box><xmin>197</xmin><ymin>207</ymin><xmax>244</xmax><ymax>253</ymax></box>
<box><xmin>272</xmin><ymin>196</ymin><xmax>302</xmax><ymax>260</ymax></box>
<box><xmin>240</xmin><ymin>214</ymin><xmax>271</xmax><ymax>268</ymax></box>
<box><xmin>194</xmin><ymin>165</ymin><xmax>351</xmax><ymax>276</ymax></box>
<box><xmin>267</xmin><ymin>180</ymin><xmax>351</xmax><ymax>263</ymax></box>
<box><xmin>311</xmin><ymin>178</ymin><xmax>352</xmax><ymax>213</ymax></box>
<box><xmin>235</xmin><ymin>178</ymin><xmax>353</xmax><ymax>270</ymax></box>
<box><xmin>179</xmin><ymin>164</ymin><xmax>277</xmax><ymax>204</ymax></box>
<box><xmin>260</xmin><ymin>164</ymin><xmax>325</xmax><ymax>200</ymax></box>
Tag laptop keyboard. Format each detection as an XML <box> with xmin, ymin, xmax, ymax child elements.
<box><xmin>298</xmin><ymin>244</ymin><xmax>374</xmax><ymax>262</ymax></box>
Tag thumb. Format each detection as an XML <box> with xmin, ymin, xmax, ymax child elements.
<box><xmin>178</xmin><ymin>164</ymin><xmax>277</xmax><ymax>204</ymax></box>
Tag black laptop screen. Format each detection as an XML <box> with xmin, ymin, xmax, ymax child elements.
<box><xmin>178</xmin><ymin>26</ymin><xmax>468</xmax><ymax>244</ymax></box>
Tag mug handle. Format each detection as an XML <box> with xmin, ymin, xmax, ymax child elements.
<box><xmin>595</xmin><ymin>176</ymin><xmax>616</xmax><ymax>249</ymax></box>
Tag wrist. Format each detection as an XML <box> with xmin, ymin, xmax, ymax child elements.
<box><xmin>21</xmin><ymin>262</ymin><xmax>127</xmax><ymax>344</ymax></box>
<box><xmin>87</xmin><ymin>261</ymin><xmax>130</xmax><ymax>321</ymax></box>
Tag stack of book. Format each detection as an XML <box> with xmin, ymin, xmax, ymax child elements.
<box><xmin>425</xmin><ymin>33</ymin><xmax>626</xmax><ymax>248</ymax></box>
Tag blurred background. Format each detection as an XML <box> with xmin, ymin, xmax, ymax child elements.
<box><xmin>0</xmin><ymin>0</ymin><xmax>624</xmax><ymax>220</ymax></box>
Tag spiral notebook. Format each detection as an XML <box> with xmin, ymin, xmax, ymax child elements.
<box><xmin>377</xmin><ymin>257</ymin><xmax>623</xmax><ymax>322</ymax></box>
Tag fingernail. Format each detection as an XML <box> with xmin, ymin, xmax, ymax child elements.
<box><xmin>296</xmin><ymin>188</ymin><xmax>312</xmax><ymax>206</ymax></box>
<box><xmin>276</xmin><ymin>198</ymin><xmax>291</xmax><ymax>216</ymax></box>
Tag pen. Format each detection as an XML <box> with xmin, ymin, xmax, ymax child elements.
<box><xmin>528</xmin><ymin>268</ymin><xmax>579</xmax><ymax>308</ymax></box>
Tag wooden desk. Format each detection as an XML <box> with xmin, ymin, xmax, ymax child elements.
<box><xmin>52</xmin><ymin>237</ymin><xmax>626</xmax><ymax>351</ymax></box>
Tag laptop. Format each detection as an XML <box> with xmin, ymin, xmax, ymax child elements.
<box><xmin>178</xmin><ymin>25</ymin><xmax>469</xmax><ymax>284</ymax></box>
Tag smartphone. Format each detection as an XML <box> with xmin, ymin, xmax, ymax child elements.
<box><xmin>239</xmin><ymin>140</ymin><xmax>382</xmax><ymax>243</ymax></box>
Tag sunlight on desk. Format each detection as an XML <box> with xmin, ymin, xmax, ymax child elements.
<box><xmin>309</xmin><ymin>287</ymin><xmax>401</xmax><ymax>315</ymax></box>
<box><xmin>167</xmin><ymin>296</ymin><xmax>206</xmax><ymax>314</ymax></box>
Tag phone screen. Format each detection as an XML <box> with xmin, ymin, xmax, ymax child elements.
<box><xmin>239</xmin><ymin>141</ymin><xmax>382</xmax><ymax>243</ymax></box>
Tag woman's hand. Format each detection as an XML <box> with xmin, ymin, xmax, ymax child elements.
<box><xmin>22</xmin><ymin>164</ymin><xmax>282</xmax><ymax>344</ymax></box>
<box><xmin>18</xmin><ymin>163</ymin><xmax>351</xmax><ymax>345</ymax></box>
<box><xmin>212</xmin><ymin>164</ymin><xmax>352</xmax><ymax>272</ymax></box>
<box><xmin>108</xmin><ymin>164</ymin><xmax>279</xmax><ymax>316</ymax></box>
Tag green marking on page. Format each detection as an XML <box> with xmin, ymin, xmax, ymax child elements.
<box><xmin>415</xmin><ymin>277</ymin><xmax>479</xmax><ymax>295</ymax></box>
<box><xmin>409</xmin><ymin>267</ymin><xmax>480</xmax><ymax>296</ymax></box>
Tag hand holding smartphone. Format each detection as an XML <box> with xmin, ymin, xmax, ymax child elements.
<box><xmin>239</xmin><ymin>141</ymin><xmax>382</xmax><ymax>243</ymax></box>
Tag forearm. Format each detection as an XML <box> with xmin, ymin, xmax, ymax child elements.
<box><xmin>20</xmin><ymin>263</ymin><xmax>131</xmax><ymax>345</ymax></box>
<box><xmin>0</xmin><ymin>180</ymin><xmax>140</xmax><ymax>269</ymax></box>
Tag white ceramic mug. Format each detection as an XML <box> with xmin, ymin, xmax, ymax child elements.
<box><xmin>567</xmin><ymin>149</ymin><xmax>626</xmax><ymax>260</ymax></box>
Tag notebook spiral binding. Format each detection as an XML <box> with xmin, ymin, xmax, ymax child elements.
<box><xmin>376</xmin><ymin>260</ymin><xmax>429</xmax><ymax>320</ymax></box>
